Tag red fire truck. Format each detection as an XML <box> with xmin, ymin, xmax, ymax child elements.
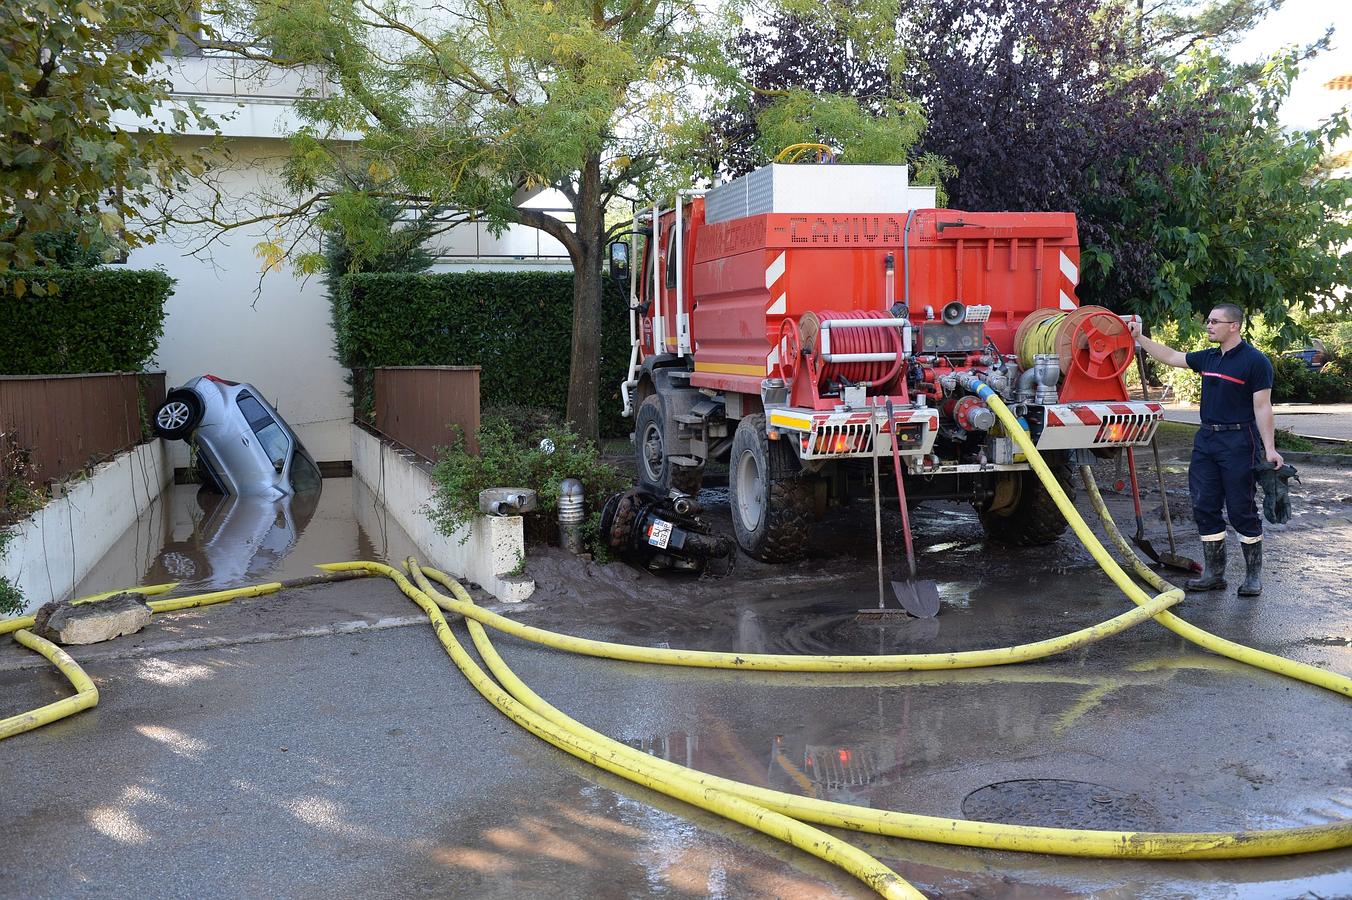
<box><xmin>618</xmin><ymin>161</ymin><xmax>1160</xmax><ymax>562</ymax></box>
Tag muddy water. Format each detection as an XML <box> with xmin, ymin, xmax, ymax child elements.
<box><xmin>71</xmin><ymin>478</ymin><xmax>421</xmax><ymax>599</ymax></box>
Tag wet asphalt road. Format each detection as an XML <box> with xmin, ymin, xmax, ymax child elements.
<box><xmin>2</xmin><ymin>465</ymin><xmax>1351</xmax><ymax>899</ymax></box>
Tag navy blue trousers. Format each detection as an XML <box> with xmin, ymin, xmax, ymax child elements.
<box><xmin>1189</xmin><ymin>425</ymin><xmax>1264</xmax><ymax>538</ymax></box>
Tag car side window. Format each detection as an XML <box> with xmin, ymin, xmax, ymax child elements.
<box><xmin>237</xmin><ymin>392</ymin><xmax>291</xmax><ymax>470</ymax></box>
<box><xmin>289</xmin><ymin>451</ymin><xmax>322</xmax><ymax>493</ymax></box>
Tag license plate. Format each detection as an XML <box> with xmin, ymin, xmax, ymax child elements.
<box><xmin>647</xmin><ymin>520</ymin><xmax>673</xmax><ymax>549</ymax></box>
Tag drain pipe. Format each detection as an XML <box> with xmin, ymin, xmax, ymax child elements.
<box><xmin>558</xmin><ymin>478</ymin><xmax>585</xmax><ymax>554</ymax></box>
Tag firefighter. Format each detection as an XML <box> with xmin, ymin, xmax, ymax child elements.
<box><xmin>1128</xmin><ymin>305</ymin><xmax>1282</xmax><ymax>596</ymax></box>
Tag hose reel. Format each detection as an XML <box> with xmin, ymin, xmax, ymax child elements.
<box><xmin>1013</xmin><ymin>305</ymin><xmax>1134</xmax><ymax>402</ymax></box>
<box><xmin>777</xmin><ymin>311</ymin><xmax>906</xmax><ymax>401</ymax></box>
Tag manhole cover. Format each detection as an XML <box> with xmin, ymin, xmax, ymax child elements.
<box><xmin>962</xmin><ymin>779</ymin><xmax>1161</xmax><ymax>831</ymax></box>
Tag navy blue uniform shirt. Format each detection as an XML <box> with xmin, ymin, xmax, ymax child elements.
<box><xmin>1185</xmin><ymin>341</ymin><xmax>1274</xmax><ymax>425</ymax></box>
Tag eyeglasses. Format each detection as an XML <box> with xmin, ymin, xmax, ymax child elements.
<box><xmin>1204</xmin><ymin>318</ymin><xmax>1238</xmax><ymax>326</ymax></box>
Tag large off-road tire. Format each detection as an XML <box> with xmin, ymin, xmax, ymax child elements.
<box><xmin>634</xmin><ymin>395</ymin><xmax>704</xmax><ymax>494</ymax></box>
<box><xmin>153</xmin><ymin>389</ymin><xmax>204</xmax><ymax>441</ymax></box>
<box><xmin>730</xmin><ymin>414</ymin><xmax>812</xmax><ymax>562</ymax></box>
<box><xmin>979</xmin><ymin>464</ymin><xmax>1074</xmax><ymax>547</ymax></box>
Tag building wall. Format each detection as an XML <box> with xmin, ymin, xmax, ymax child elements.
<box><xmin>125</xmin><ymin>138</ymin><xmax>355</xmax><ymax>465</ymax></box>
<box><xmin>119</xmin><ymin>55</ymin><xmax>574</xmax><ymax>467</ymax></box>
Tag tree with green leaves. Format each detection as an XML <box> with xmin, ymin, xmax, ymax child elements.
<box><xmin>1</xmin><ymin>0</ymin><xmax>217</xmax><ymax>285</ymax></box>
<box><xmin>206</xmin><ymin>0</ymin><xmax>938</xmax><ymax>440</ymax></box>
<box><xmin>1089</xmin><ymin>49</ymin><xmax>1352</xmax><ymax>338</ymax></box>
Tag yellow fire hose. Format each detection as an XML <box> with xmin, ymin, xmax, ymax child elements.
<box><xmin>404</xmin><ymin>562</ymin><xmax>1352</xmax><ymax>861</ymax></box>
<box><xmin>0</xmin><ymin>582</ymin><xmax>179</xmax><ymax>637</ymax></box>
<box><xmin>318</xmin><ymin>560</ymin><xmax>1183</xmax><ymax>671</ymax></box>
<box><xmin>0</xmin><ymin>574</ymin><xmax>367</xmax><ymax>739</ymax></box>
<box><xmin>379</xmin><ymin>558</ymin><xmax>921</xmax><ymax>899</ymax></box>
<box><xmin>0</xmin><ymin>629</ymin><xmax>99</xmax><ymax>741</ymax></box>
<box><xmin>3</xmin><ymin>391</ymin><xmax>1350</xmax><ymax>895</ymax></box>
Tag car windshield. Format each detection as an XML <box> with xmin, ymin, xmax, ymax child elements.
<box><xmin>237</xmin><ymin>392</ymin><xmax>291</xmax><ymax>471</ymax></box>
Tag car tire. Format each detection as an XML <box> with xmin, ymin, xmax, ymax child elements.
<box><xmin>153</xmin><ymin>389</ymin><xmax>204</xmax><ymax>441</ymax></box>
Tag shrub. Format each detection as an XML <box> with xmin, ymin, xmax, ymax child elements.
<box><xmin>1270</xmin><ymin>353</ymin><xmax>1352</xmax><ymax>404</ymax></box>
<box><xmin>335</xmin><ymin>271</ymin><xmax>631</xmax><ymax>437</ymax></box>
<box><xmin>427</xmin><ymin>414</ymin><xmax>627</xmax><ymax>548</ymax></box>
<box><xmin>0</xmin><ymin>269</ymin><xmax>172</xmax><ymax>374</ymax></box>
<box><xmin>0</xmin><ymin>528</ymin><xmax>21</xmax><ymax>617</ymax></box>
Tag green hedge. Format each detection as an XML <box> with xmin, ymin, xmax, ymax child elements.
<box><xmin>1270</xmin><ymin>353</ymin><xmax>1352</xmax><ymax>404</ymax></box>
<box><xmin>0</xmin><ymin>269</ymin><xmax>173</xmax><ymax>374</ymax></box>
<box><xmin>336</xmin><ymin>271</ymin><xmax>632</xmax><ymax>436</ymax></box>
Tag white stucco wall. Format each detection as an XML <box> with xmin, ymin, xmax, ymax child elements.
<box><xmin>351</xmin><ymin>426</ymin><xmax>533</xmax><ymax>602</ymax></box>
<box><xmin>125</xmin><ymin>138</ymin><xmax>354</xmax><ymax>466</ymax></box>
<box><xmin>2</xmin><ymin>441</ymin><xmax>173</xmax><ymax>614</ymax></box>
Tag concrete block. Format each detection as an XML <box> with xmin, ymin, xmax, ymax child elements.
<box><xmin>34</xmin><ymin>592</ymin><xmax>153</xmax><ymax>645</ymax></box>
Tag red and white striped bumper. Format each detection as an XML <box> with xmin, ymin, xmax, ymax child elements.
<box><xmin>768</xmin><ymin>407</ymin><xmax>939</xmax><ymax>460</ymax></box>
<box><xmin>1035</xmin><ymin>402</ymin><xmax>1163</xmax><ymax>450</ymax></box>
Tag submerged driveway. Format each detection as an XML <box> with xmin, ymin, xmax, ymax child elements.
<box><xmin>2</xmin><ymin>458</ymin><xmax>1350</xmax><ymax>898</ymax></box>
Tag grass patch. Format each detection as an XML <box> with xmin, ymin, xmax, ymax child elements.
<box><xmin>1274</xmin><ymin>428</ymin><xmax>1314</xmax><ymax>452</ymax></box>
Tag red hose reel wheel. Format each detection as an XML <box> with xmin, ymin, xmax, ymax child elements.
<box><xmin>774</xmin><ymin>317</ymin><xmax>802</xmax><ymax>385</ymax></box>
<box><xmin>1061</xmin><ymin>307</ymin><xmax>1134</xmax><ymax>383</ymax></box>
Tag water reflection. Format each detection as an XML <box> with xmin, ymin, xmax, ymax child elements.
<box><xmin>139</xmin><ymin>487</ymin><xmax>320</xmax><ymax>590</ymax></box>
<box><xmin>71</xmin><ymin>478</ymin><xmax>421</xmax><ymax>599</ymax></box>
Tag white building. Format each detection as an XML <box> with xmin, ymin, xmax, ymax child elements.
<box><xmin>117</xmin><ymin>50</ymin><xmax>573</xmax><ymax>468</ymax></box>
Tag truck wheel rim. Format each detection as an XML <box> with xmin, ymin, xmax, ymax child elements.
<box><xmin>735</xmin><ymin>449</ymin><xmax>765</xmax><ymax>531</ymax></box>
<box><xmin>157</xmin><ymin>401</ymin><xmax>192</xmax><ymax>430</ymax></box>
<box><xmin>641</xmin><ymin>422</ymin><xmax>664</xmax><ymax>482</ymax></box>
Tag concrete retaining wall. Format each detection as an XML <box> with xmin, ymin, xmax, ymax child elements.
<box><xmin>350</xmin><ymin>426</ymin><xmax>533</xmax><ymax>602</ymax></box>
<box><xmin>2</xmin><ymin>441</ymin><xmax>173</xmax><ymax>614</ymax></box>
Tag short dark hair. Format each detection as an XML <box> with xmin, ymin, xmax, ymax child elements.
<box><xmin>1210</xmin><ymin>303</ymin><xmax>1244</xmax><ymax>325</ymax></box>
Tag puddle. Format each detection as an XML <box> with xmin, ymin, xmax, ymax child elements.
<box><xmin>70</xmin><ymin>478</ymin><xmax>422</xmax><ymax>599</ymax></box>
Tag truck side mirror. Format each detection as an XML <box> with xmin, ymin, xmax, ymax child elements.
<box><xmin>608</xmin><ymin>241</ymin><xmax>630</xmax><ymax>283</ymax></box>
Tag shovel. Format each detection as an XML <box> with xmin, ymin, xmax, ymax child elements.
<box><xmin>859</xmin><ymin>399</ymin><xmax>940</xmax><ymax>619</ymax></box>
<box><xmin>1136</xmin><ymin>348</ymin><xmax>1202</xmax><ymax>575</ymax></box>
<box><xmin>1125</xmin><ymin>446</ymin><xmax>1164</xmax><ymax>566</ymax></box>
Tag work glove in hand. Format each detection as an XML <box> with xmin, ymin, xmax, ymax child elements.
<box><xmin>1252</xmin><ymin>463</ymin><xmax>1299</xmax><ymax>525</ymax></box>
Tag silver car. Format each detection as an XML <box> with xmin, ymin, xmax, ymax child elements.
<box><xmin>153</xmin><ymin>375</ymin><xmax>322</xmax><ymax>498</ymax></box>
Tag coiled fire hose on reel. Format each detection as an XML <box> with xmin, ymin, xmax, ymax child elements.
<box><xmin>3</xmin><ymin>392</ymin><xmax>1351</xmax><ymax>897</ymax></box>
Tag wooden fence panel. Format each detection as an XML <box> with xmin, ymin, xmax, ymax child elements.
<box><xmin>373</xmin><ymin>367</ymin><xmax>481</xmax><ymax>462</ymax></box>
<box><xmin>0</xmin><ymin>372</ymin><xmax>166</xmax><ymax>486</ymax></box>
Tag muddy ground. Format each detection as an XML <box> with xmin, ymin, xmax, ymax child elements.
<box><xmin>1</xmin><ymin>431</ymin><xmax>1350</xmax><ymax>899</ymax></box>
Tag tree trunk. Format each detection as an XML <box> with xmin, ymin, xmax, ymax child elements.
<box><xmin>565</xmin><ymin>152</ymin><xmax>605</xmax><ymax>443</ymax></box>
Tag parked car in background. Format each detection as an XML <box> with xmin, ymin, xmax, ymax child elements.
<box><xmin>1282</xmin><ymin>339</ymin><xmax>1329</xmax><ymax>372</ymax></box>
<box><xmin>153</xmin><ymin>375</ymin><xmax>322</xmax><ymax>498</ymax></box>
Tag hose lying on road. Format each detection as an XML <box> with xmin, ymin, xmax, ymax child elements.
<box><xmin>405</xmin><ymin>561</ymin><xmax>1352</xmax><ymax>862</ymax></box>
<box><xmin>0</xmin><ymin>630</ymin><xmax>99</xmax><ymax>741</ymax></box>
<box><xmin>0</xmin><ymin>572</ymin><xmax>368</xmax><ymax>740</ymax></box>
<box><xmin>386</xmin><ymin>558</ymin><xmax>922</xmax><ymax>900</ymax></box>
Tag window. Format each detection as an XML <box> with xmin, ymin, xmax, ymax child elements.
<box><xmin>237</xmin><ymin>392</ymin><xmax>291</xmax><ymax>471</ymax></box>
<box><xmin>665</xmin><ymin>225</ymin><xmax>679</xmax><ymax>289</ymax></box>
<box><xmin>288</xmin><ymin>449</ymin><xmax>322</xmax><ymax>493</ymax></box>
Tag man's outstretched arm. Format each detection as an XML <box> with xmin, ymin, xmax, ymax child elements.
<box><xmin>1127</xmin><ymin>320</ymin><xmax>1187</xmax><ymax>368</ymax></box>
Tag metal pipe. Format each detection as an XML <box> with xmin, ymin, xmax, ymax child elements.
<box><xmin>651</xmin><ymin>203</ymin><xmax>663</xmax><ymax>353</ymax></box>
<box><xmin>558</xmin><ymin>478</ymin><xmax>585</xmax><ymax>554</ymax></box>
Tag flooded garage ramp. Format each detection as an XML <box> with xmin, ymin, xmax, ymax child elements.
<box><xmin>69</xmin><ymin>478</ymin><xmax>421</xmax><ymax>599</ymax></box>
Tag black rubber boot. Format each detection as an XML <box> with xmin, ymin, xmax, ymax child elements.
<box><xmin>1186</xmin><ymin>539</ymin><xmax>1227</xmax><ymax>591</ymax></box>
<box><xmin>1238</xmin><ymin>541</ymin><xmax>1262</xmax><ymax>596</ymax></box>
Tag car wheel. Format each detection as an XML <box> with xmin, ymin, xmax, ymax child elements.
<box><xmin>153</xmin><ymin>389</ymin><xmax>204</xmax><ymax>441</ymax></box>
